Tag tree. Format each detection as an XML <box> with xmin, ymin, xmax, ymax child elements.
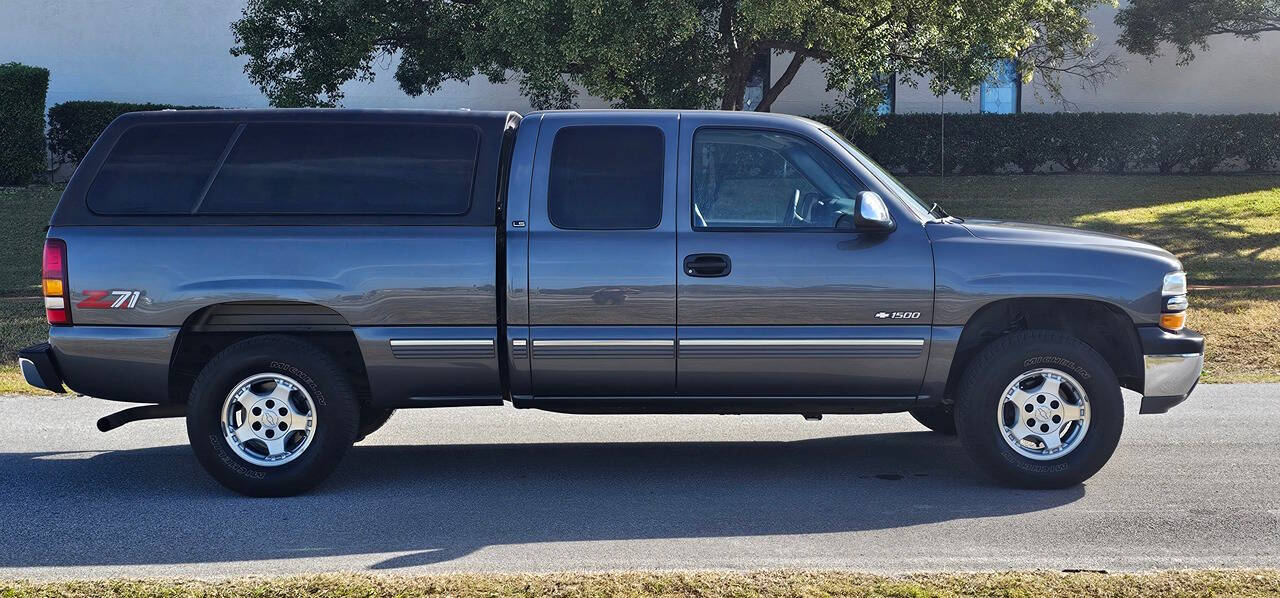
<box><xmin>231</xmin><ymin>0</ymin><xmax>1116</xmax><ymax>115</ymax></box>
<box><xmin>1116</xmin><ymin>0</ymin><xmax>1279</xmax><ymax>63</ymax></box>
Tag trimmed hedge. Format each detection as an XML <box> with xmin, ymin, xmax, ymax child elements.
<box><xmin>47</xmin><ymin>101</ymin><xmax>218</xmax><ymax>166</ymax></box>
<box><xmin>818</xmin><ymin>112</ymin><xmax>1280</xmax><ymax>174</ymax></box>
<box><xmin>0</xmin><ymin>63</ymin><xmax>50</xmax><ymax>185</ymax></box>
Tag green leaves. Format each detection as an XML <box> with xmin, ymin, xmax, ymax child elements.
<box><xmin>0</xmin><ymin>62</ymin><xmax>50</xmax><ymax>186</ymax></box>
<box><xmin>1116</xmin><ymin>0</ymin><xmax>1280</xmax><ymax>64</ymax></box>
<box><xmin>231</xmin><ymin>0</ymin><xmax>1113</xmax><ymax>112</ymax></box>
<box><xmin>819</xmin><ymin>112</ymin><xmax>1280</xmax><ymax>174</ymax></box>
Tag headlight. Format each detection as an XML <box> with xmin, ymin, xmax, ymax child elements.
<box><xmin>1160</xmin><ymin>271</ymin><xmax>1188</xmax><ymax>331</ymax></box>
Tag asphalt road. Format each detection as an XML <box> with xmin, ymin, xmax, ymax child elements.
<box><xmin>1</xmin><ymin>384</ymin><xmax>1277</xmax><ymax>580</ymax></box>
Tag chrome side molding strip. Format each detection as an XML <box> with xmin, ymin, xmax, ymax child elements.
<box><xmin>534</xmin><ymin>339</ymin><xmax>674</xmax><ymax>347</ymax></box>
<box><xmin>678</xmin><ymin>338</ymin><xmax>924</xmax><ymax>346</ymax></box>
<box><xmin>389</xmin><ymin>339</ymin><xmax>495</xmax><ymax>347</ymax></box>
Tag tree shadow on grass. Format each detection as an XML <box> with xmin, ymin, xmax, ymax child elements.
<box><xmin>0</xmin><ymin>431</ymin><xmax>1084</xmax><ymax>570</ymax></box>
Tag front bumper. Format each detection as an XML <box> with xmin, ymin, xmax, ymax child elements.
<box><xmin>1138</xmin><ymin>327</ymin><xmax>1204</xmax><ymax>414</ymax></box>
<box><xmin>18</xmin><ymin>343</ymin><xmax>65</xmax><ymax>393</ymax></box>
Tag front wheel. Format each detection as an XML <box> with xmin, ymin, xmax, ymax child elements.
<box><xmin>955</xmin><ymin>330</ymin><xmax>1123</xmax><ymax>489</ymax></box>
<box><xmin>186</xmin><ymin>335</ymin><xmax>359</xmax><ymax>497</ymax></box>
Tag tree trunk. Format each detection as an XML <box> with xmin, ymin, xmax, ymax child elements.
<box><xmin>754</xmin><ymin>53</ymin><xmax>805</xmax><ymax>112</ymax></box>
<box><xmin>719</xmin><ymin>48</ymin><xmax>754</xmax><ymax>110</ymax></box>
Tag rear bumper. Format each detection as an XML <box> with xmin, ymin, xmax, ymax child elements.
<box><xmin>1138</xmin><ymin>327</ymin><xmax>1204</xmax><ymax>414</ymax></box>
<box><xmin>18</xmin><ymin>343</ymin><xmax>65</xmax><ymax>393</ymax></box>
<box><xmin>47</xmin><ymin>326</ymin><xmax>178</xmax><ymax>403</ymax></box>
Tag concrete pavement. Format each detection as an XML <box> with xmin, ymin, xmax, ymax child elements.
<box><xmin>0</xmin><ymin>384</ymin><xmax>1277</xmax><ymax>579</ymax></box>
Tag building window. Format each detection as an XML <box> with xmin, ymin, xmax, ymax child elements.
<box><xmin>875</xmin><ymin>72</ymin><xmax>896</xmax><ymax>115</ymax></box>
<box><xmin>742</xmin><ymin>50</ymin><xmax>771</xmax><ymax>111</ymax></box>
<box><xmin>980</xmin><ymin>59</ymin><xmax>1021</xmax><ymax>114</ymax></box>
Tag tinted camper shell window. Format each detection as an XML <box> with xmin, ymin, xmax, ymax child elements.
<box><xmin>56</xmin><ymin>109</ymin><xmax>519</xmax><ymax>226</ymax></box>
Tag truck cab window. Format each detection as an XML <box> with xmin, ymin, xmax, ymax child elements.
<box><xmin>692</xmin><ymin>129</ymin><xmax>865</xmax><ymax>230</ymax></box>
<box><xmin>547</xmin><ymin>125</ymin><xmax>663</xmax><ymax>230</ymax></box>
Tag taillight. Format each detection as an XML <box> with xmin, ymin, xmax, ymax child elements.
<box><xmin>43</xmin><ymin>238</ymin><xmax>71</xmax><ymax>325</ymax></box>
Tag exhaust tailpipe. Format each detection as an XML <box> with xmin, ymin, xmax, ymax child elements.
<box><xmin>96</xmin><ymin>403</ymin><xmax>187</xmax><ymax>432</ymax></box>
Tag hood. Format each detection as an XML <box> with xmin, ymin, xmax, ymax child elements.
<box><xmin>959</xmin><ymin>219</ymin><xmax>1178</xmax><ymax>262</ymax></box>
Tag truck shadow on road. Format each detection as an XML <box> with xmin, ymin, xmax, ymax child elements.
<box><xmin>0</xmin><ymin>431</ymin><xmax>1084</xmax><ymax>570</ymax></box>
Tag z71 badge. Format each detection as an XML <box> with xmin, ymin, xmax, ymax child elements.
<box><xmin>874</xmin><ymin>311</ymin><xmax>921</xmax><ymax>320</ymax></box>
<box><xmin>78</xmin><ymin>290</ymin><xmax>142</xmax><ymax>309</ymax></box>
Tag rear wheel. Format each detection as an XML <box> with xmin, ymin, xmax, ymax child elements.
<box><xmin>955</xmin><ymin>330</ymin><xmax>1123</xmax><ymax>489</ymax></box>
<box><xmin>908</xmin><ymin>406</ymin><xmax>956</xmax><ymax>435</ymax></box>
<box><xmin>186</xmin><ymin>335</ymin><xmax>359</xmax><ymax>497</ymax></box>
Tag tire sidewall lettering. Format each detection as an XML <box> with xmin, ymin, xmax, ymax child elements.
<box><xmin>269</xmin><ymin>360</ymin><xmax>326</xmax><ymax>406</ymax></box>
<box><xmin>208</xmin><ymin>433</ymin><xmax>266</xmax><ymax>480</ymax></box>
<box><xmin>1001</xmin><ymin>449</ymin><xmax>1070</xmax><ymax>473</ymax></box>
<box><xmin>1022</xmin><ymin>355</ymin><xmax>1091</xmax><ymax>380</ymax></box>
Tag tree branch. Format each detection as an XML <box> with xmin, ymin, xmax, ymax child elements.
<box><xmin>755</xmin><ymin>39</ymin><xmax>833</xmax><ymax>60</ymax></box>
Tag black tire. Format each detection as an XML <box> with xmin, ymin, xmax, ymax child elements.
<box><xmin>955</xmin><ymin>330</ymin><xmax>1124</xmax><ymax>489</ymax></box>
<box><xmin>186</xmin><ymin>335</ymin><xmax>359</xmax><ymax>497</ymax></box>
<box><xmin>909</xmin><ymin>406</ymin><xmax>957</xmax><ymax>435</ymax></box>
<box><xmin>355</xmin><ymin>405</ymin><xmax>395</xmax><ymax>442</ymax></box>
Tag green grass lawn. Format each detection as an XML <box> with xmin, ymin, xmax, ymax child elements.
<box><xmin>2</xmin><ymin>570</ymin><xmax>1279</xmax><ymax>598</ymax></box>
<box><xmin>0</xmin><ymin>176</ymin><xmax>1276</xmax><ymax>391</ymax></box>
<box><xmin>0</xmin><ymin>185</ymin><xmax>61</xmax><ymax>298</ymax></box>
<box><xmin>0</xmin><ymin>185</ymin><xmax>60</xmax><ymax>394</ymax></box>
<box><xmin>0</xmin><ymin>298</ymin><xmax>49</xmax><ymax>394</ymax></box>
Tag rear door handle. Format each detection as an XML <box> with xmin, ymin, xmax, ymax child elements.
<box><xmin>684</xmin><ymin>253</ymin><xmax>731</xmax><ymax>277</ymax></box>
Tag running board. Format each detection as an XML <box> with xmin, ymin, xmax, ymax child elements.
<box><xmin>404</xmin><ymin>396</ymin><xmax>505</xmax><ymax>407</ymax></box>
<box><xmin>513</xmin><ymin>396</ymin><xmax>917</xmax><ymax>415</ymax></box>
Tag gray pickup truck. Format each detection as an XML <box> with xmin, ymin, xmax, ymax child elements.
<box><xmin>20</xmin><ymin>108</ymin><xmax>1203</xmax><ymax>496</ymax></box>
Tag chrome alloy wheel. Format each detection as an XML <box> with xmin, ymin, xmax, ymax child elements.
<box><xmin>997</xmin><ymin>368</ymin><xmax>1090</xmax><ymax>460</ymax></box>
<box><xmin>220</xmin><ymin>373</ymin><xmax>317</xmax><ymax>467</ymax></box>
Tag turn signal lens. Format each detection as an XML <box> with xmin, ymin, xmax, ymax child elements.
<box><xmin>42</xmin><ymin>278</ymin><xmax>63</xmax><ymax>296</ymax></box>
<box><xmin>1160</xmin><ymin>311</ymin><xmax>1186</xmax><ymax>331</ymax></box>
<box><xmin>42</xmin><ymin>238</ymin><xmax>71</xmax><ymax>326</ymax></box>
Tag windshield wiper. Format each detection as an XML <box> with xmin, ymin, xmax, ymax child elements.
<box><xmin>929</xmin><ymin>202</ymin><xmax>963</xmax><ymax>222</ymax></box>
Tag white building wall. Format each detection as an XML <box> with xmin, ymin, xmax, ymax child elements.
<box><xmin>2</xmin><ymin>1</ymin><xmax>1277</xmax><ymax>115</ymax></box>
<box><xmin>0</xmin><ymin>0</ymin><xmax>608</xmax><ymax>111</ymax></box>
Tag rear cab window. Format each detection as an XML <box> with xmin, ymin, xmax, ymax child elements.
<box><xmin>547</xmin><ymin>125</ymin><xmax>664</xmax><ymax>230</ymax></box>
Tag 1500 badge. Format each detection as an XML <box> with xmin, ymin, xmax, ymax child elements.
<box><xmin>874</xmin><ymin>311</ymin><xmax>921</xmax><ymax>320</ymax></box>
<box><xmin>78</xmin><ymin>290</ymin><xmax>142</xmax><ymax>309</ymax></box>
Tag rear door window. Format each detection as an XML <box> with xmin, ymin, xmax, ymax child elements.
<box><xmin>199</xmin><ymin>122</ymin><xmax>479</xmax><ymax>215</ymax></box>
<box><xmin>547</xmin><ymin>125</ymin><xmax>664</xmax><ymax>230</ymax></box>
<box><xmin>87</xmin><ymin>123</ymin><xmax>236</xmax><ymax>214</ymax></box>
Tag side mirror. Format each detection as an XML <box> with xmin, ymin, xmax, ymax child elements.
<box><xmin>837</xmin><ymin>191</ymin><xmax>895</xmax><ymax>233</ymax></box>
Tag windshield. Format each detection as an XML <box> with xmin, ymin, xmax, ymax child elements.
<box><xmin>821</xmin><ymin>127</ymin><xmax>934</xmax><ymax>220</ymax></box>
